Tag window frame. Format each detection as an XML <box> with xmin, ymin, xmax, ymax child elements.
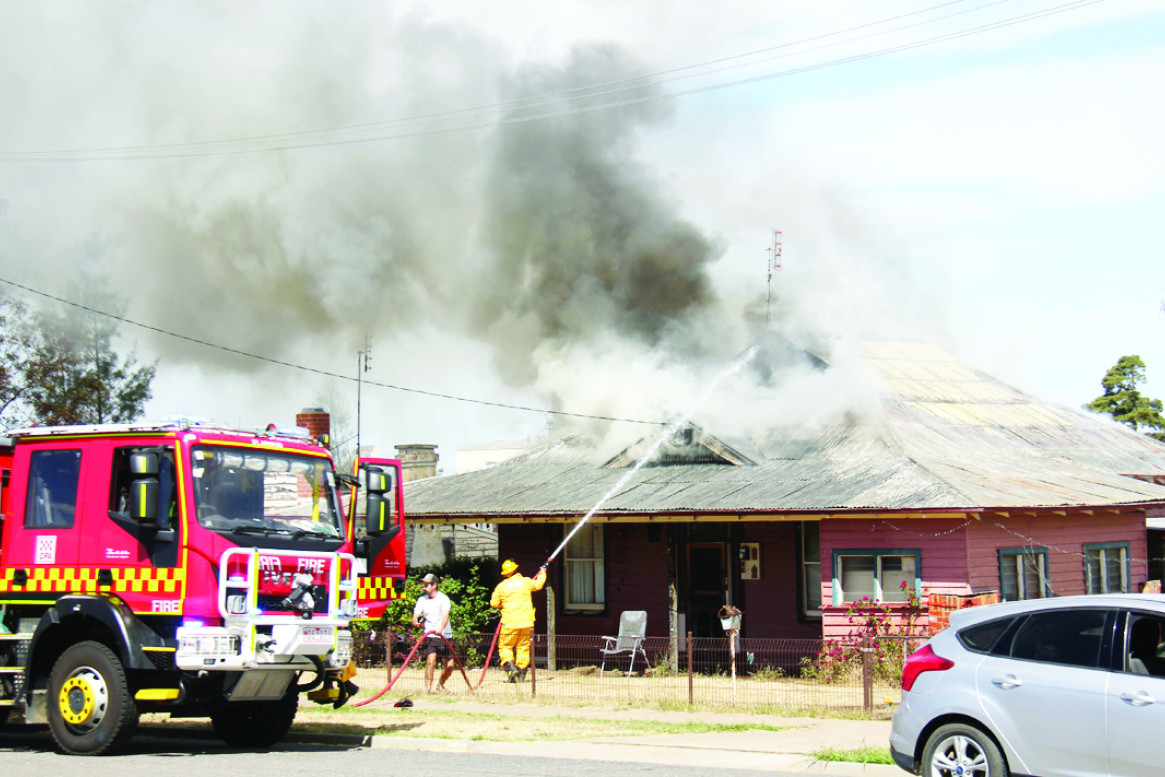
<box><xmin>562</xmin><ymin>522</ymin><xmax>605</xmax><ymax>612</ymax></box>
<box><xmin>998</xmin><ymin>547</ymin><xmax>1050</xmax><ymax>601</ymax></box>
<box><xmin>1084</xmin><ymin>542</ymin><xmax>1129</xmax><ymax>594</ymax></box>
<box><xmin>799</xmin><ymin>522</ymin><xmax>822</xmax><ymax>618</ymax></box>
<box><xmin>830</xmin><ymin>548</ymin><xmax>921</xmax><ymax>605</ymax></box>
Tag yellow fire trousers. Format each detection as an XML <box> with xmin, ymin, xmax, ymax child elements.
<box><xmin>498</xmin><ymin>627</ymin><xmax>533</xmax><ymax>669</ymax></box>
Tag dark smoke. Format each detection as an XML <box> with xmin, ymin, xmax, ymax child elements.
<box><xmin>472</xmin><ymin>44</ymin><xmax>724</xmax><ymax>386</ymax></box>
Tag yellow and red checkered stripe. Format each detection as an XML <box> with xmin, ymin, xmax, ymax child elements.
<box><xmin>357</xmin><ymin>576</ymin><xmax>401</xmax><ymax>603</ymax></box>
<box><xmin>0</xmin><ymin>567</ymin><xmax>186</xmax><ymax>595</ymax></box>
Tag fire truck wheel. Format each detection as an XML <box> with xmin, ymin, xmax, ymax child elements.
<box><xmin>48</xmin><ymin>641</ymin><xmax>138</xmax><ymax>755</ymax></box>
<box><xmin>210</xmin><ymin>686</ymin><xmax>299</xmax><ymax>748</ymax></box>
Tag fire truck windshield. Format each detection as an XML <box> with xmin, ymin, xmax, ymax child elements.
<box><xmin>189</xmin><ymin>445</ymin><xmax>344</xmax><ymax>543</ymax></box>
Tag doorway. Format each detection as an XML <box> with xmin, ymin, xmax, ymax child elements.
<box><xmin>685</xmin><ymin>542</ymin><xmax>728</xmax><ymax>638</ymax></box>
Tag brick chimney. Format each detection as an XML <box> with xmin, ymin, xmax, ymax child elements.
<box><xmin>296</xmin><ymin>408</ymin><xmax>331</xmax><ymax>447</ymax></box>
<box><xmin>395</xmin><ymin>443</ymin><xmax>438</xmax><ymax>481</ymax></box>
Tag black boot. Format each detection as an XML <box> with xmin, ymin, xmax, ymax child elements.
<box><xmin>517</xmin><ymin>667</ymin><xmax>528</xmax><ymax>682</ymax></box>
<box><xmin>502</xmin><ymin>661</ymin><xmax>516</xmax><ymax>683</ymax></box>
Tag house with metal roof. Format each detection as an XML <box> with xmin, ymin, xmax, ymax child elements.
<box><xmin>406</xmin><ymin>340</ymin><xmax>1165</xmax><ymax>645</ymax></box>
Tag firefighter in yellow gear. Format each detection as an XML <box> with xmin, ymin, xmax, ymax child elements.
<box><xmin>490</xmin><ymin>559</ymin><xmax>547</xmax><ymax>682</ymax></box>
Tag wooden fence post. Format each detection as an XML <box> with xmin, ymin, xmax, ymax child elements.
<box><xmin>546</xmin><ymin>584</ymin><xmax>556</xmax><ymax>671</ymax></box>
<box><xmin>862</xmin><ymin>635</ymin><xmax>873</xmax><ymax>715</ymax></box>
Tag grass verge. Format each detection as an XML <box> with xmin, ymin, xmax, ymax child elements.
<box><xmin>812</xmin><ymin>745</ymin><xmax>894</xmax><ymax>764</ymax></box>
<box><xmin>292</xmin><ymin>707</ymin><xmax>789</xmax><ymax>741</ymax></box>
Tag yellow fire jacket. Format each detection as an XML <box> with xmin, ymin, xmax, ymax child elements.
<box><xmin>490</xmin><ymin>567</ymin><xmax>547</xmax><ymax>629</ymax></box>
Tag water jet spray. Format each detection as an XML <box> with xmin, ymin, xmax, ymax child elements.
<box><xmin>543</xmin><ymin>344</ymin><xmax>760</xmax><ymax>566</ymax></box>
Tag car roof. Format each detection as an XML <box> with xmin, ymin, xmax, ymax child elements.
<box><xmin>947</xmin><ymin>594</ymin><xmax>1165</xmax><ymax>630</ymax></box>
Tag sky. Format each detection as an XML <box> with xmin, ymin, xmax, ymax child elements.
<box><xmin>1</xmin><ymin>1</ymin><xmax>1163</xmax><ymax>473</ymax></box>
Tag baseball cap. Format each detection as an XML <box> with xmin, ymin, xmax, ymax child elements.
<box><xmin>420</xmin><ymin>573</ymin><xmax>440</xmax><ymax>585</ymax></box>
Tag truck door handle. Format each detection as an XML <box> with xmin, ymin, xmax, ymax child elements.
<box><xmin>1120</xmin><ymin>690</ymin><xmax>1156</xmax><ymax>707</ymax></box>
<box><xmin>991</xmin><ymin>674</ymin><xmax>1022</xmax><ymax>689</ymax></box>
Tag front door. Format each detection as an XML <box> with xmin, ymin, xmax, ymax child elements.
<box><xmin>685</xmin><ymin>542</ymin><xmax>728</xmax><ymax>637</ymax></box>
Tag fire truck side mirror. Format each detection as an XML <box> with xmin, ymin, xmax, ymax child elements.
<box><xmin>364</xmin><ymin>466</ymin><xmax>396</xmax><ymax>537</ymax></box>
<box><xmin>129</xmin><ymin>452</ymin><xmax>160</xmax><ymax>525</ymax></box>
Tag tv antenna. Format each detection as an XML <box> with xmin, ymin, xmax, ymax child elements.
<box><xmin>766</xmin><ymin>229</ymin><xmax>782</xmax><ymax>326</ymax></box>
<box><xmin>356</xmin><ymin>335</ymin><xmax>372</xmax><ymax>456</ymax></box>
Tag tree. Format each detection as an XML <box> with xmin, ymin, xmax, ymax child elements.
<box><xmin>1088</xmin><ymin>355</ymin><xmax>1165</xmax><ymax>441</ymax></box>
<box><xmin>0</xmin><ymin>295</ymin><xmax>36</xmax><ymax>427</ymax></box>
<box><xmin>6</xmin><ymin>276</ymin><xmax>157</xmax><ymax>427</ymax></box>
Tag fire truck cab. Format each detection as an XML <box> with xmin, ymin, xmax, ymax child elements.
<box><xmin>0</xmin><ymin>421</ymin><xmax>404</xmax><ymax>754</ymax></box>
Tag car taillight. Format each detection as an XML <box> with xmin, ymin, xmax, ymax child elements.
<box><xmin>901</xmin><ymin>644</ymin><xmax>954</xmax><ymax>691</ymax></box>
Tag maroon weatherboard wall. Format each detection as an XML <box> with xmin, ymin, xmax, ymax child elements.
<box><xmin>498</xmin><ymin>508</ymin><xmax>1154</xmax><ymax>642</ymax></box>
<box><xmin>498</xmin><ymin>521</ymin><xmax>820</xmax><ymax>640</ymax></box>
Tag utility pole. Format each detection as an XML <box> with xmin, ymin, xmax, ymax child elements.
<box><xmin>356</xmin><ymin>335</ymin><xmax>372</xmax><ymax>457</ymax></box>
<box><xmin>766</xmin><ymin>229</ymin><xmax>782</xmax><ymax>326</ymax></box>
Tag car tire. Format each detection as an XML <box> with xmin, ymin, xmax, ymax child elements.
<box><xmin>921</xmin><ymin>723</ymin><xmax>1007</xmax><ymax>777</ymax></box>
<box><xmin>47</xmin><ymin>641</ymin><xmax>138</xmax><ymax>755</ymax></box>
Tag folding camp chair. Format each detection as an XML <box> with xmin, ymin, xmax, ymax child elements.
<box><xmin>599</xmin><ymin>610</ymin><xmax>651</xmax><ymax>678</ymax></box>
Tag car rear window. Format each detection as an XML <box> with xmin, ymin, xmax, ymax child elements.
<box><xmin>958</xmin><ymin>617</ymin><xmax>1015</xmax><ymax>653</ymax></box>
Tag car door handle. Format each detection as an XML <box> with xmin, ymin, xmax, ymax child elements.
<box><xmin>991</xmin><ymin>674</ymin><xmax>1022</xmax><ymax>689</ymax></box>
<box><xmin>1120</xmin><ymin>690</ymin><xmax>1156</xmax><ymax>707</ymax></box>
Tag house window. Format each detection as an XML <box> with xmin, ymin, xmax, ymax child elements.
<box><xmin>832</xmin><ymin>550</ymin><xmax>920</xmax><ymax>604</ymax></box>
<box><xmin>999</xmin><ymin>547</ymin><xmax>1049</xmax><ymax>601</ymax></box>
<box><xmin>799</xmin><ymin>522</ymin><xmax>821</xmax><ymax>617</ymax></box>
<box><xmin>1085</xmin><ymin>543</ymin><xmax>1128</xmax><ymax>594</ymax></box>
<box><xmin>564</xmin><ymin>522</ymin><xmax>605</xmax><ymax>610</ymax></box>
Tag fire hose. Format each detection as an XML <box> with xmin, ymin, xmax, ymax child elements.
<box><xmin>351</xmin><ymin>618</ymin><xmax>504</xmax><ymax>707</ymax></box>
<box><xmin>352</xmin><ymin>556</ymin><xmax>561</xmax><ymax>707</ymax></box>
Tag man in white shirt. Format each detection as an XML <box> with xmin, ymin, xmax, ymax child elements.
<box><xmin>411</xmin><ymin>573</ymin><xmax>455</xmax><ymax>693</ymax></box>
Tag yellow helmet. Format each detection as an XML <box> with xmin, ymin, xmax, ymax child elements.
<box><xmin>501</xmin><ymin>559</ymin><xmax>518</xmax><ymax>577</ymax></box>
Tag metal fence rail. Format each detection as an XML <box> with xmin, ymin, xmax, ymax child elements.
<box><xmin>350</xmin><ymin>630</ymin><xmax>928</xmax><ymax>717</ymax></box>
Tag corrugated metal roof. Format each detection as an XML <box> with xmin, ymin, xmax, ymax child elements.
<box><xmin>407</xmin><ymin>341</ymin><xmax>1165</xmax><ymax>519</ymax></box>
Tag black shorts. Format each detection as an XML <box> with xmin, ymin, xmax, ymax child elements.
<box><xmin>424</xmin><ymin>635</ymin><xmax>451</xmax><ymax>659</ymax></box>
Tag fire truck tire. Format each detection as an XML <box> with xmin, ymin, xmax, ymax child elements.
<box><xmin>210</xmin><ymin>687</ymin><xmax>299</xmax><ymax>748</ymax></box>
<box><xmin>47</xmin><ymin>641</ymin><xmax>138</xmax><ymax>755</ymax></box>
<box><xmin>0</xmin><ymin>708</ymin><xmax>9</xmax><ymax>727</ymax></box>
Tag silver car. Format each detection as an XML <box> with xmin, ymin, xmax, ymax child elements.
<box><xmin>890</xmin><ymin>594</ymin><xmax>1165</xmax><ymax>777</ymax></box>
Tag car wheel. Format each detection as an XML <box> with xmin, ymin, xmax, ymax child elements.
<box><xmin>47</xmin><ymin>641</ymin><xmax>138</xmax><ymax>755</ymax></box>
<box><xmin>210</xmin><ymin>687</ymin><xmax>299</xmax><ymax>748</ymax></box>
<box><xmin>921</xmin><ymin>723</ymin><xmax>1007</xmax><ymax>777</ymax></box>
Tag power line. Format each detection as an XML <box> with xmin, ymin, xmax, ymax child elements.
<box><xmin>0</xmin><ymin>0</ymin><xmax>1104</xmax><ymax>162</ymax></box>
<box><xmin>0</xmin><ymin>276</ymin><xmax>667</xmax><ymax>427</ymax></box>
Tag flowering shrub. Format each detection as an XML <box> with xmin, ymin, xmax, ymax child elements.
<box><xmin>801</xmin><ymin>582</ymin><xmax>926</xmax><ymax>685</ymax></box>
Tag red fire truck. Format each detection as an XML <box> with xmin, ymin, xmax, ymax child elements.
<box><xmin>0</xmin><ymin>420</ymin><xmax>405</xmax><ymax>754</ymax></box>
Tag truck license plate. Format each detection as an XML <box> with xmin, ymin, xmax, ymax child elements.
<box><xmin>302</xmin><ymin>626</ymin><xmax>334</xmax><ymax>644</ymax></box>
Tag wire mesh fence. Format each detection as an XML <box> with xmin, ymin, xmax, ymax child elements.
<box><xmin>350</xmin><ymin>630</ymin><xmax>929</xmax><ymax>718</ymax></box>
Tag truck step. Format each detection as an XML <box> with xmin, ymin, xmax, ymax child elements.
<box><xmin>0</xmin><ymin>635</ymin><xmax>31</xmax><ymax>704</ymax></box>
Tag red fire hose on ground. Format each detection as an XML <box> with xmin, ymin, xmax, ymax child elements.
<box><xmin>353</xmin><ymin>555</ymin><xmax>562</xmax><ymax>707</ymax></box>
<box><xmin>351</xmin><ymin>619</ymin><xmax>504</xmax><ymax>707</ymax></box>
